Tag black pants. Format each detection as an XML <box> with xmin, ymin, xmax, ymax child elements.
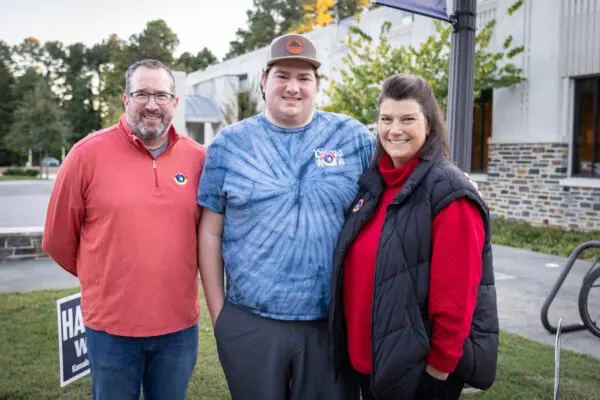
<box><xmin>214</xmin><ymin>301</ymin><xmax>359</xmax><ymax>400</ymax></box>
<box><xmin>357</xmin><ymin>370</ymin><xmax>464</xmax><ymax>400</ymax></box>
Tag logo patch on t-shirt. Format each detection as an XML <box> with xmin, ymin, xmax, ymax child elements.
<box><xmin>174</xmin><ymin>173</ymin><xmax>187</xmax><ymax>185</ymax></box>
<box><xmin>314</xmin><ymin>148</ymin><xmax>345</xmax><ymax>168</ymax></box>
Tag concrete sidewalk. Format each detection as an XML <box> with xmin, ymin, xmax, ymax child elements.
<box><xmin>0</xmin><ymin>179</ymin><xmax>54</xmax><ymax>228</ymax></box>
<box><xmin>492</xmin><ymin>244</ymin><xmax>599</xmax><ymax>359</ymax></box>
<box><xmin>0</xmin><ymin>257</ymin><xmax>79</xmax><ymax>293</ymax></box>
<box><xmin>1</xmin><ymin>244</ymin><xmax>599</xmax><ymax>358</ymax></box>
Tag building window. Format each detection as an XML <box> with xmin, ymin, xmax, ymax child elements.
<box><xmin>471</xmin><ymin>89</ymin><xmax>493</xmax><ymax>173</ymax></box>
<box><xmin>185</xmin><ymin>122</ymin><xmax>205</xmax><ymax>145</ymax></box>
<box><xmin>238</xmin><ymin>73</ymin><xmax>249</xmax><ymax>92</ymax></box>
<box><xmin>573</xmin><ymin>76</ymin><xmax>600</xmax><ymax>178</ymax></box>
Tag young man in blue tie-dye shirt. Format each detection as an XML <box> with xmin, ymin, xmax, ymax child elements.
<box><xmin>197</xmin><ymin>33</ymin><xmax>374</xmax><ymax>400</ymax></box>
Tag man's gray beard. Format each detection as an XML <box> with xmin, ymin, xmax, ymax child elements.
<box><xmin>132</xmin><ymin>121</ymin><xmax>169</xmax><ymax>141</ymax></box>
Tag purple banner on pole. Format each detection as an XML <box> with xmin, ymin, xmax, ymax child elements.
<box><xmin>375</xmin><ymin>0</ymin><xmax>449</xmax><ymax>22</ymax></box>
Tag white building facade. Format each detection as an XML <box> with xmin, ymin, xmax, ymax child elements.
<box><xmin>182</xmin><ymin>0</ymin><xmax>600</xmax><ymax>231</ymax></box>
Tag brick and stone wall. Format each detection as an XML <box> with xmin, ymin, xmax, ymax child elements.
<box><xmin>0</xmin><ymin>228</ymin><xmax>47</xmax><ymax>261</ymax></box>
<box><xmin>478</xmin><ymin>143</ymin><xmax>600</xmax><ymax>231</ymax></box>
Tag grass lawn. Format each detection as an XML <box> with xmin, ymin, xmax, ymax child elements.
<box><xmin>0</xmin><ymin>287</ymin><xmax>229</xmax><ymax>400</ymax></box>
<box><xmin>491</xmin><ymin>218</ymin><xmax>600</xmax><ymax>261</ymax></box>
<box><xmin>1</xmin><ymin>287</ymin><xmax>600</xmax><ymax>400</ymax></box>
<box><xmin>0</xmin><ymin>175</ymin><xmax>39</xmax><ymax>181</ymax></box>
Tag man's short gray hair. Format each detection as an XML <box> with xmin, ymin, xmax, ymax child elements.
<box><xmin>125</xmin><ymin>59</ymin><xmax>176</xmax><ymax>95</ymax></box>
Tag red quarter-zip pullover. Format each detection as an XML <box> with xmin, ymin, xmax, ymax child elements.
<box><xmin>43</xmin><ymin>115</ymin><xmax>206</xmax><ymax>337</ymax></box>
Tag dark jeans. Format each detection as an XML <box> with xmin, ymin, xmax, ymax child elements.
<box><xmin>85</xmin><ymin>324</ymin><xmax>198</xmax><ymax>400</ymax></box>
<box><xmin>214</xmin><ymin>301</ymin><xmax>359</xmax><ymax>400</ymax></box>
<box><xmin>357</xmin><ymin>370</ymin><xmax>464</xmax><ymax>400</ymax></box>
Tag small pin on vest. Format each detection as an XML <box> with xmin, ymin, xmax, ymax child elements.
<box><xmin>352</xmin><ymin>199</ymin><xmax>364</xmax><ymax>212</ymax></box>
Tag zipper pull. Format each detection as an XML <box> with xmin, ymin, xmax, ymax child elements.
<box><xmin>152</xmin><ymin>159</ymin><xmax>158</xmax><ymax>188</ymax></box>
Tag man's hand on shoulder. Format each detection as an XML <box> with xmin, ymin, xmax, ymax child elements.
<box><xmin>463</xmin><ymin>172</ymin><xmax>483</xmax><ymax>197</ymax></box>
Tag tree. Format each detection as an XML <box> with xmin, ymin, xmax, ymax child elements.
<box><xmin>291</xmin><ymin>0</ymin><xmax>371</xmax><ymax>33</ymax></box>
<box><xmin>324</xmin><ymin>4</ymin><xmax>526</xmax><ymax>125</ymax></box>
<box><xmin>176</xmin><ymin>48</ymin><xmax>218</xmax><ymax>72</ymax></box>
<box><xmin>226</xmin><ymin>0</ymin><xmax>281</xmax><ymax>59</ymax></box>
<box><xmin>86</xmin><ymin>36</ymin><xmax>120</xmax><ymax>78</ymax></box>
<box><xmin>332</xmin><ymin>0</ymin><xmax>371</xmax><ymax>22</ymax></box>
<box><xmin>40</xmin><ymin>41</ymin><xmax>67</xmax><ymax>88</ymax></box>
<box><xmin>10</xmin><ymin>37</ymin><xmax>43</xmax><ymax>76</ymax></box>
<box><xmin>227</xmin><ymin>0</ymin><xmax>372</xmax><ymax>58</ymax></box>
<box><xmin>64</xmin><ymin>43</ymin><xmax>88</xmax><ymax>85</ymax></box>
<box><xmin>292</xmin><ymin>0</ymin><xmax>335</xmax><ymax>33</ymax></box>
<box><xmin>100</xmin><ymin>20</ymin><xmax>180</xmax><ymax>125</ymax></box>
<box><xmin>10</xmin><ymin>38</ymin><xmax>67</xmax><ymax>87</ymax></box>
<box><xmin>53</xmin><ymin>42</ymin><xmax>103</xmax><ymax>144</ymax></box>
<box><xmin>4</xmin><ymin>79</ymin><xmax>70</xmax><ymax>177</ymax></box>
<box><xmin>1</xmin><ymin>21</ymin><xmax>218</xmax><ymax>158</ymax></box>
<box><xmin>65</xmin><ymin>75</ymin><xmax>101</xmax><ymax>144</ymax></box>
<box><xmin>8</xmin><ymin>38</ymin><xmax>106</xmax><ymax>148</ymax></box>
<box><xmin>225</xmin><ymin>0</ymin><xmax>308</xmax><ymax>59</ymax></box>
<box><xmin>129</xmin><ymin>20</ymin><xmax>179</xmax><ymax>66</ymax></box>
<box><xmin>87</xmin><ymin>34</ymin><xmax>124</xmax><ymax>127</ymax></box>
<box><xmin>0</xmin><ymin>41</ymin><xmax>18</xmax><ymax>165</ymax></box>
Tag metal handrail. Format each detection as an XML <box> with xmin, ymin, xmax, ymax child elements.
<box><xmin>540</xmin><ymin>240</ymin><xmax>600</xmax><ymax>334</ymax></box>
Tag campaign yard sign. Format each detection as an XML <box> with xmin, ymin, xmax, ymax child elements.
<box><xmin>57</xmin><ymin>292</ymin><xmax>90</xmax><ymax>387</ymax></box>
<box><xmin>374</xmin><ymin>0</ymin><xmax>450</xmax><ymax>22</ymax></box>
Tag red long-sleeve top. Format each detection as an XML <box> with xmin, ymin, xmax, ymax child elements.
<box><xmin>342</xmin><ymin>153</ymin><xmax>484</xmax><ymax>374</ymax></box>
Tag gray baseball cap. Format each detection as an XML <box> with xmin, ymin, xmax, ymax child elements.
<box><xmin>266</xmin><ymin>34</ymin><xmax>321</xmax><ymax>69</ymax></box>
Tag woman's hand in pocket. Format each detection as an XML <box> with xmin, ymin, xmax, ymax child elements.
<box><xmin>425</xmin><ymin>364</ymin><xmax>449</xmax><ymax>381</ymax></box>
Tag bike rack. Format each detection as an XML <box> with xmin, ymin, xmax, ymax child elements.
<box><xmin>540</xmin><ymin>240</ymin><xmax>600</xmax><ymax>334</ymax></box>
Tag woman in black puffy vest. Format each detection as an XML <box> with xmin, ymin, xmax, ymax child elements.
<box><xmin>328</xmin><ymin>74</ymin><xmax>499</xmax><ymax>400</ymax></box>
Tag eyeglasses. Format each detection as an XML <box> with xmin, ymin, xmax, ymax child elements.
<box><xmin>129</xmin><ymin>91</ymin><xmax>175</xmax><ymax>105</ymax></box>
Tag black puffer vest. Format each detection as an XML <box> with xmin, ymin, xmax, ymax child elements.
<box><xmin>329</xmin><ymin>155</ymin><xmax>499</xmax><ymax>399</ymax></box>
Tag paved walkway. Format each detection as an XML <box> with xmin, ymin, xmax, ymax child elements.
<box><xmin>492</xmin><ymin>244</ymin><xmax>599</xmax><ymax>359</ymax></box>
<box><xmin>0</xmin><ymin>179</ymin><xmax>54</xmax><ymax>227</ymax></box>
<box><xmin>1</xmin><ymin>244</ymin><xmax>598</xmax><ymax>358</ymax></box>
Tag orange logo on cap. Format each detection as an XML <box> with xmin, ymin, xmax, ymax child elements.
<box><xmin>286</xmin><ymin>38</ymin><xmax>304</xmax><ymax>55</ymax></box>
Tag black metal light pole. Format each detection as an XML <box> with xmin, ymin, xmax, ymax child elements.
<box><xmin>446</xmin><ymin>0</ymin><xmax>477</xmax><ymax>172</ymax></box>
<box><xmin>373</xmin><ymin>0</ymin><xmax>477</xmax><ymax>171</ymax></box>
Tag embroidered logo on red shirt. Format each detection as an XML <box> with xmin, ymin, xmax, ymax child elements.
<box><xmin>174</xmin><ymin>173</ymin><xmax>187</xmax><ymax>185</ymax></box>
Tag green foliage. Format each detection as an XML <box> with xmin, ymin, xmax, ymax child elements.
<box><xmin>2</xmin><ymin>287</ymin><xmax>600</xmax><ymax>399</ymax></box>
<box><xmin>131</xmin><ymin>20</ymin><xmax>179</xmax><ymax>65</ymax></box>
<box><xmin>508</xmin><ymin>0</ymin><xmax>524</xmax><ymax>15</ymax></box>
<box><xmin>491</xmin><ymin>218</ymin><xmax>600</xmax><ymax>261</ymax></box>
<box><xmin>0</xmin><ymin>40</ymin><xmax>11</xmax><ymax>66</ymax></box>
<box><xmin>227</xmin><ymin>0</ymin><xmax>372</xmax><ymax>59</ymax></box>
<box><xmin>3</xmin><ymin>79</ymin><xmax>69</xmax><ymax>159</ymax></box>
<box><xmin>0</xmin><ymin>21</ymin><xmax>217</xmax><ymax>163</ymax></box>
<box><xmin>100</xmin><ymin>20</ymin><xmax>181</xmax><ymax>125</ymax></box>
<box><xmin>221</xmin><ymin>80</ymin><xmax>260</xmax><ymax>126</ymax></box>
<box><xmin>176</xmin><ymin>48</ymin><xmax>218</xmax><ymax>73</ymax></box>
<box><xmin>4</xmin><ymin>38</ymin><xmax>105</xmax><ymax>151</ymax></box>
<box><xmin>2</xmin><ymin>168</ymin><xmax>39</xmax><ymax>177</ymax></box>
<box><xmin>225</xmin><ymin>0</ymin><xmax>310</xmax><ymax>59</ymax></box>
<box><xmin>66</xmin><ymin>76</ymin><xmax>102</xmax><ymax>143</ymax></box>
<box><xmin>0</xmin><ymin>47</ymin><xmax>19</xmax><ymax>165</ymax></box>
<box><xmin>325</xmin><ymin>4</ymin><xmax>526</xmax><ymax>125</ymax></box>
<box><xmin>332</xmin><ymin>0</ymin><xmax>372</xmax><ymax>21</ymax></box>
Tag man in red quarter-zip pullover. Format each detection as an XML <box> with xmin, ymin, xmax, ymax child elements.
<box><xmin>43</xmin><ymin>59</ymin><xmax>206</xmax><ymax>400</ymax></box>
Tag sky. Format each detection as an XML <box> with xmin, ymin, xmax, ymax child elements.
<box><xmin>0</xmin><ymin>0</ymin><xmax>255</xmax><ymax>60</ymax></box>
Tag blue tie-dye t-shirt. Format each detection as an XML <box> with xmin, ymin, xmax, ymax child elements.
<box><xmin>197</xmin><ymin>111</ymin><xmax>375</xmax><ymax>320</ymax></box>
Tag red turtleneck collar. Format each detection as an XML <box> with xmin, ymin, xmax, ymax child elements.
<box><xmin>378</xmin><ymin>152</ymin><xmax>420</xmax><ymax>187</ymax></box>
